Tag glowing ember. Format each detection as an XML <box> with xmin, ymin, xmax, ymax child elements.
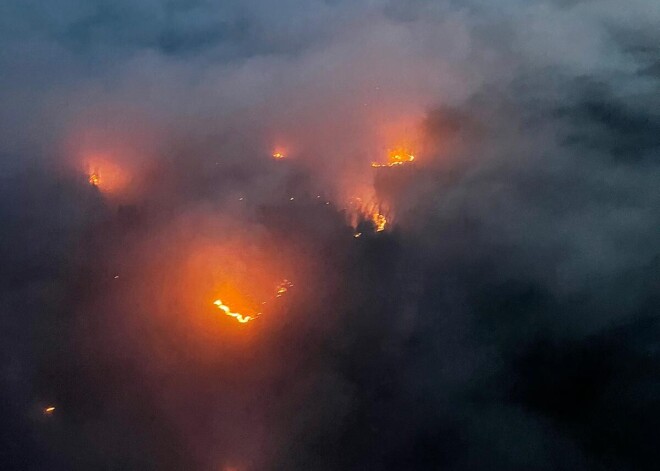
<box><xmin>43</xmin><ymin>406</ymin><xmax>56</xmax><ymax>415</ymax></box>
<box><xmin>275</xmin><ymin>279</ymin><xmax>293</xmax><ymax>297</ymax></box>
<box><xmin>272</xmin><ymin>152</ymin><xmax>286</xmax><ymax>160</ymax></box>
<box><xmin>88</xmin><ymin>172</ymin><xmax>100</xmax><ymax>186</ymax></box>
<box><xmin>213</xmin><ymin>299</ymin><xmax>256</xmax><ymax>324</ymax></box>
<box><xmin>354</xmin><ymin>232</ymin><xmax>362</xmax><ymax>238</ymax></box>
<box><xmin>373</xmin><ymin>213</ymin><xmax>387</xmax><ymax>232</ymax></box>
<box><xmin>371</xmin><ymin>148</ymin><xmax>415</xmax><ymax>168</ymax></box>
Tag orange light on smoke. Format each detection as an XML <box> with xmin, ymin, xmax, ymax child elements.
<box><xmin>85</xmin><ymin>157</ymin><xmax>130</xmax><ymax>194</ymax></box>
<box><xmin>271</xmin><ymin>145</ymin><xmax>289</xmax><ymax>160</ymax></box>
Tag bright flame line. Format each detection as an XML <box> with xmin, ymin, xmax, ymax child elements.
<box><xmin>213</xmin><ymin>300</ymin><xmax>255</xmax><ymax>324</ymax></box>
<box><xmin>212</xmin><ymin>280</ymin><xmax>292</xmax><ymax>325</ymax></box>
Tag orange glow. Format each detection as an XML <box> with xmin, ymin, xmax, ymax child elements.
<box><xmin>43</xmin><ymin>406</ymin><xmax>56</xmax><ymax>415</ymax></box>
<box><xmin>84</xmin><ymin>157</ymin><xmax>130</xmax><ymax>195</ymax></box>
<box><xmin>79</xmin><ymin>211</ymin><xmax>310</xmax><ymax>369</ymax></box>
<box><xmin>371</xmin><ymin>147</ymin><xmax>415</xmax><ymax>168</ymax></box>
<box><xmin>271</xmin><ymin>144</ymin><xmax>289</xmax><ymax>160</ymax></box>
<box><xmin>372</xmin><ymin>213</ymin><xmax>387</xmax><ymax>232</ymax></box>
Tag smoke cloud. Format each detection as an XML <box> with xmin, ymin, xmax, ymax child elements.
<box><xmin>1</xmin><ymin>0</ymin><xmax>659</xmax><ymax>469</ymax></box>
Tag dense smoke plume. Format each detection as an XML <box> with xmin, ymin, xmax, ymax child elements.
<box><xmin>1</xmin><ymin>0</ymin><xmax>659</xmax><ymax>469</ymax></box>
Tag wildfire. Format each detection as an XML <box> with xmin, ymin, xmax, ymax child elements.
<box><xmin>371</xmin><ymin>148</ymin><xmax>415</xmax><ymax>168</ymax></box>
<box><xmin>43</xmin><ymin>406</ymin><xmax>56</xmax><ymax>415</ymax></box>
<box><xmin>213</xmin><ymin>279</ymin><xmax>293</xmax><ymax>324</ymax></box>
<box><xmin>213</xmin><ymin>300</ymin><xmax>256</xmax><ymax>324</ymax></box>
<box><xmin>345</xmin><ymin>195</ymin><xmax>392</xmax><ymax>234</ymax></box>
<box><xmin>272</xmin><ymin>152</ymin><xmax>286</xmax><ymax>160</ymax></box>
<box><xmin>372</xmin><ymin>213</ymin><xmax>387</xmax><ymax>232</ymax></box>
<box><xmin>82</xmin><ymin>157</ymin><xmax>129</xmax><ymax>194</ymax></box>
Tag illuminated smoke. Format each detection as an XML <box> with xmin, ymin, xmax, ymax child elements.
<box><xmin>2</xmin><ymin>0</ymin><xmax>659</xmax><ymax>469</ymax></box>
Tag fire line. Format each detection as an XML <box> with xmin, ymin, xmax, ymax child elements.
<box><xmin>213</xmin><ymin>300</ymin><xmax>255</xmax><ymax>324</ymax></box>
<box><xmin>212</xmin><ymin>280</ymin><xmax>293</xmax><ymax>324</ymax></box>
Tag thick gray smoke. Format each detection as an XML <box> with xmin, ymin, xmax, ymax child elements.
<box><xmin>1</xmin><ymin>1</ymin><xmax>659</xmax><ymax>470</ymax></box>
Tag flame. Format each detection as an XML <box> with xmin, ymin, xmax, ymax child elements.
<box><xmin>213</xmin><ymin>299</ymin><xmax>256</xmax><ymax>324</ymax></box>
<box><xmin>345</xmin><ymin>194</ymin><xmax>392</xmax><ymax>233</ymax></box>
<box><xmin>371</xmin><ymin>148</ymin><xmax>415</xmax><ymax>168</ymax></box>
<box><xmin>83</xmin><ymin>157</ymin><xmax>130</xmax><ymax>194</ymax></box>
<box><xmin>213</xmin><ymin>280</ymin><xmax>292</xmax><ymax>324</ymax></box>
<box><xmin>372</xmin><ymin>213</ymin><xmax>387</xmax><ymax>232</ymax></box>
<box><xmin>43</xmin><ymin>406</ymin><xmax>56</xmax><ymax>415</ymax></box>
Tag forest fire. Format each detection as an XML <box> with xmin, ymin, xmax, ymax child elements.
<box><xmin>371</xmin><ymin>148</ymin><xmax>415</xmax><ymax>168</ymax></box>
<box><xmin>43</xmin><ymin>406</ymin><xmax>56</xmax><ymax>416</ymax></box>
<box><xmin>213</xmin><ymin>299</ymin><xmax>256</xmax><ymax>324</ymax></box>
<box><xmin>272</xmin><ymin>151</ymin><xmax>286</xmax><ymax>160</ymax></box>
<box><xmin>345</xmin><ymin>195</ymin><xmax>392</xmax><ymax>234</ymax></box>
<box><xmin>82</xmin><ymin>157</ymin><xmax>130</xmax><ymax>195</ymax></box>
<box><xmin>372</xmin><ymin>213</ymin><xmax>387</xmax><ymax>232</ymax></box>
<box><xmin>213</xmin><ymin>279</ymin><xmax>293</xmax><ymax>324</ymax></box>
